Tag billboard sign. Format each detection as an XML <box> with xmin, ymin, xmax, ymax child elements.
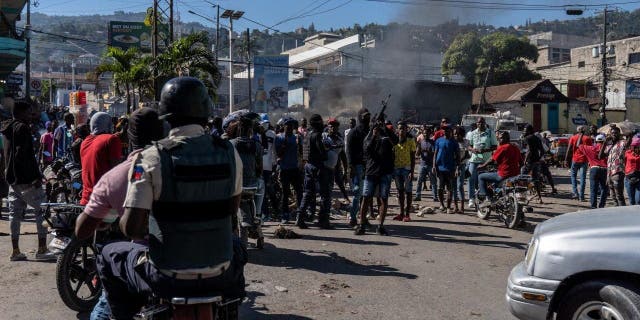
<box><xmin>252</xmin><ymin>56</ymin><xmax>289</xmax><ymax>113</ymax></box>
<box><xmin>108</xmin><ymin>21</ymin><xmax>168</xmax><ymax>50</ymax></box>
<box><xmin>626</xmin><ymin>80</ymin><xmax>640</xmax><ymax>99</ymax></box>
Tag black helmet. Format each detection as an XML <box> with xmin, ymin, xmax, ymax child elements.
<box><xmin>159</xmin><ymin>77</ymin><xmax>212</xmax><ymax>119</ymax></box>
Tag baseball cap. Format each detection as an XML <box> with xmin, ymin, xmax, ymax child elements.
<box><xmin>595</xmin><ymin>134</ymin><xmax>606</xmax><ymax>142</ymax></box>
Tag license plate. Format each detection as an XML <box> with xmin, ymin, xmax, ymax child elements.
<box><xmin>49</xmin><ymin>236</ymin><xmax>71</xmax><ymax>251</ymax></box>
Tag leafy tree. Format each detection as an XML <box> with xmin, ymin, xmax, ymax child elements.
<box><xmin>94</xmin><ymin>47</ymin><xmax>144</xmax><ymax>112</ymax></box>
<box><xmin>442</xmin><ymin>32</ymin><xmax>482</xmax><ymax>84</ymax></box>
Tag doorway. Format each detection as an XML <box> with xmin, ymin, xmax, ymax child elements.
<box><xmin>547</xmin><ymin>103</ymin><xmax>559</xmax><ymax>133</ymax></box>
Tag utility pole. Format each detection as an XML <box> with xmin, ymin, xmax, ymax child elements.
<box><xmin>169</xmin><ymin>0</ymin><xmax>174</xmax><ymax>42</ymax></box>
<box><xmin>221</xmin><ymin>9</ymin><xmax>244</xmax><ymax>114</ymax></box>
<box><xmin>479</xmin><ymin>60</ymin><xmax>493</xmax><ymax>113</ymax></box>
<box><xmin>25</xmin><ymin>0</ymin><xmax>31</xmax><ymax>97</ymax></box>
<box><xmin>215</xmin><ymin>5</ymin><xmax>220</xmax><ymax>63</ymax></box>
<box><xmin>600</xmin><ymin>7</ymin><xmax>610</xmax><ymax>126</ymax></box>
<box><xmin>152</xmin><ymin>0</ymin><xmax>159</xmax><ymax>104</ymax></box>
<box><xmin>247</xmin><ymin>28</ymin><xmax>252</xmax><ymax>108</ymax></box>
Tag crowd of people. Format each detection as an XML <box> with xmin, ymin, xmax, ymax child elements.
<box><xmin>1</xmin><ymin>75</ymin><xmax>640</xmax><ymax>318</ymax></box>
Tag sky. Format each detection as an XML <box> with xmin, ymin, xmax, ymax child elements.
<box><xmin>31</xmin><ymin>0</ymin><xmax>640</xmax><ymax>32</ymax></box>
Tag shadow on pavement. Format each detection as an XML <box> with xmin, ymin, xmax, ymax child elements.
<box><xmin>295</xmin><ymin>233</ymin><xmax>398</xmax><ymax>246</ymax></box>
<box><xmin>249</xmin><ymin>243</ymin><xmax>417</xmax><ymax>279</ymax></box>
<box><xmin>240</xmin><ymin>291</ymin><xmax>313</xmax><ymax>320</ymax></box>
<box><xmin>385</xmin><ymin>224</ymin><xmax>526</xmax><ymax>250</ymax></box>
<box><xmin>75</xmin><ymin>312</ymin><xmax>90</xmax><ymax>320</ymax></box>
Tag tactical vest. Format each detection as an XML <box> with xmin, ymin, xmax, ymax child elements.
<box><xmin>230</xmin><ymin>137</ymin><xmax>259</xmax><ymax>187</ymax></box>
<box><xmin>302</xmin><ymin>132</ymin><xmax>311</xmax><ymax>162</ymax></box>
<box><xmin>149</xmin><ymin>134</ymin><xmax>237</xmax><ymax>272</ymax></box>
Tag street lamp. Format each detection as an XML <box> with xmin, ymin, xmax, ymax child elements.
<box><xmin>221</xmin><ymin>9</ymin><xmax>244</xmax><ymax>114</ymax></box>
<box><xmin>71</xmin><ymin>60</ymin><xmax>76</xmax><ymax>92</ymax></box>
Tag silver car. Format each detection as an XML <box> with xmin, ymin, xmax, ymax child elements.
<box><xmin>506</xmin><ymin>206</ymin><xmax>640</xmax><ymax>320</ymax></box>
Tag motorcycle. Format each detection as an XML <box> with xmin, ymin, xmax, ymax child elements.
<box><xmin>43</xmin><ymin>157</ymin><xmax>82</xmax><ymax>203</ymax></box>
<box><xmin>474</xmin><ymin>174</ymin><xmax>532</xmax><ymax>229</ymax></box>
<box><xmin>44</xmin><ymin>202</ymin><xmax>123</xmax><ymax>312</ymax></box>
<box><xmin>135</xmin><ymin>295</ymin><xmax>241</xmax><ymax>320</ymax></box>
<box><xmin>238</xmin><ymin>186</ymin><xmax>265</xmax><ymax>249</ymax></box>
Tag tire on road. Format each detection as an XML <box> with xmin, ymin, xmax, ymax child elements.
<box><xmin>503</xmin><ymin>195</ymin><xmax>523</xmax><ymax>229</ymax></box>
<box><xmin>556</xmin><ymin>279</ymin><xmax>640</xmax><ymax>320</ymax></box>
<box><xmin>56</xmin><ymin>239</ymin><xmax>101</xmax><ymax>312</ymax></box>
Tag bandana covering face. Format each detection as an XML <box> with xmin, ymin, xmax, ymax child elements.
<box><xmin>90</xmin><ymin>112</ymin><xmax>113</xmax><ymax>135</ymax></box>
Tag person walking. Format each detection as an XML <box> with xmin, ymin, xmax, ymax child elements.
<box><xmin>53</xmin><ymin>112</ymin><xmax>75</xmax><ymax>159</ymax></box>
<box><xmin>274</xmin><ymin>118</ymin><xmax>303</xmax><ymax>223</ymax></box>
<box><xmin>580</xmin><ymin>134</ymin><xmax>608</xmax><ymax>208</ymax></box>
<box><xmin>624</xmin><ymin>136</ymin><xmax>640</xmax><ymax>205</ymax></box>
<box><xmin>433</xmin><ymin>126</ymin><xmax>460</xmax><ymax>213</ymax></box>
<box><xmin>599</xmin><ymin>125</ymin><xmax>627</xmax><ymax>206</ymax></box>
<box><xmin>466</xmin><ymin>117</ymin><xmax>498</xmax><ymax>207</ymax></box>
<box><xmin>259</xmin><ymin>115</ymin><xmax>278</xmax><ymax>222</ymax></box>
<box><xmin>414</xmin><ymin>125</ymin><xmax>437</xmax><ymax>202</ymax></box>
<box><xmin>39</xmin><ymin>121</ymin><xmax>54</xmax><ymax>169</ymax></box>
<box><xmin>392</xmin><ymin>121</ymin><xmax>416</xmax><ymax>221</ymax></box>
<box><xmin>1</xmin><ymin>101</ymin><xmax>55</xmax><ymax>261</ymax></box>
<box><xmin>453</xmin><ymin>126</ymin><xmax>469</xmax><ymax>213</ymax></box>
<box><xmin>565</xmin><ymin>125</ymin><xmax>592</xmax><ymax>201</ymax></box>
<box><xmin>346</xmin><ymin>108</ymin><xmax>371</xmax><ymax>227</ymax></box>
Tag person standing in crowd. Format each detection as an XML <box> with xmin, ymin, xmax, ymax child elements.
<box><xmin>96</xmin><ymin>77</ymin><xmax>246</xmax><ymax>319</ymax></box>
<box><xmin>589</xmin><ymin>124</ymin><xmax>599</xmax><ymax>140</ymax></box>
<box><xmin>2</xmin><ymin>101</ymin><xmax>55</xmax><ymax>261</ymax></box>
<box><xmin>415</xmin><ymin>125</ymin><xmax>437</xmax><ymax>202</ymax></box>
<box><xmin>71</xmin><ymin>124</ymin><xmax>90</xmax><ymax>165</ymax></box>
<box><xmin>579</xmin><ymin>134</ymin><xmax>608</xmax><ymax>209</ymax></box>
<box><xmin>624</xmin><ymin>135</ymin><xmax>640</xmax><ymax>205</ymax></box>
<box><xmin>74</xmin><ymin>107</ymin><xmax>165</xmax><ymax>320</ymax></box>
<box><xmin>80</xmin><ymin>112</ymin><xmax>123</xmax><ymax>206</ymax></box>
<box><xmin>521</xmin><ymin>124</ymin><xmax>545</xmax><ymax>202</ymax></box>
<box><xmin>210</xmin><ymin>116</ymin><xmax>223</xmax><ymax>137</ymax></box>
<box><xmin>565</xmin><ymin>125</ymin><xmax>592</xmax><ymax>201</ymax></box>
<box><xmin>354</xmin><ymin>119</ymin><xmax>397</xmax><ymax>236</ymax></box>
<box><xmin>466</xmin><ymin>117</ymin><xmax>498</xmax><ymax>207</ymax></box>
<box><xmin>260</xmin><ymin>115</ymin><xmax>277</xmax><ymax>222</ymax></box>
<box><xmin>453</xmin><ymin>126</ymin><xmax>469</xmax><ymax>213</ymax></box>
<box><xmin>296</xmin><ymin>114</ymin><xmax>332</xmax><ymax>229</ymax></box>
<box><xmin>344</xmin><ymin>118</ymin><xmax>356</xmax><ymax>154</ymax></box>
<box><xmin>477</xmin><ymin>131</ymin><xmax>522</xmax><ymax>205</ymax></box>
<box><xmin>432</xmin><ymin>118</ymin><xmax>450</xmax><ymax>141</ymax></box>
<box><xmin>599</xmin><ymin>125</ymin><xmax>627</xmax><ymax>206</ymax></box>
<box><xmin>392</xmin><ymin>121</ymin><xmax>416</xmax><ymax>222</ymax></box>
<box><xmin>324</xmin><ymin>118</ymin><xmax>349</xmax><ymax>202</ymax></box>
<box><xmin>54</xmin><ymin>112</ymin><xmax>75</xmax><ymax>159</ymax></box>
<box><xmin>39</xmin><ymin>121</ymin><xmax>54</xmax><ymax>168</ymax></box>
<box><xmin>275</xmin><ymin>118</ymin><xmax>303</xmax><ymax>224</ymax></box>
<box><xmin>346</xmin><ymin>108</ymin><xmax>371</xmax><ymax>227</ymax></box>
<box><xmin>433</xmin><ymin>126</ymin><xmax>460</xmax><ymax>213</ymax></box>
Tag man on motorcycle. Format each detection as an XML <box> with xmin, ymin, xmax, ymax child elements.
<box><xmin>75</xmin><ymin>107</ymin><xmax>165</xmax><ymax>320</ymax></box>
<box><xmin>96</xmin><ymin>77</ymin><xmax>246</xmax><ymax>319</ymax></box>
<box><xmin>477</xmin><ymin>131</ymin><xmax>522</xmax><ymax>205</ymax></box>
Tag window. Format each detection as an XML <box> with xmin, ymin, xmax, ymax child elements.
<box><xmin>629</xmin><ymin>52</ymin><xmax>640</xmax><ymax>64</ymax></box>
<box><xmin>561</xmin><ymin>49</ymin><xmax>571</xmax><ymax>62</ymax></box>
<box><xmin>550</xmin><ymin>48</ymin><xmax>561</xmax><ymax>63</ymax></box>
<box><xmin>607</xmin><ymin>56</ymin><xmax>616</xmax><ymax>67</ymax></box>
<box><xmin>578</xmin><ymin>61</ymin><xmax>586</xmax><ymax>68</ymax></box>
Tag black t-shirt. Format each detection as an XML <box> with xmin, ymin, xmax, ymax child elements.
<box><xmin>1</xmin><ymin>120</ymin><xmax>42</xmax><ymax>185</ymax></box>
<box><xmin>524</xmin><ymin>134</ymin><xmax>543</xmax><ymax>164</ymax></box>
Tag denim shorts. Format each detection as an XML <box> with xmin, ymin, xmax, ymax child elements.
<box><xmin>362</xmin><ymin>174</ymin><xmax>392</xmax><ymax>199</ymax></box>
<box><xmin>393</xmin><ymin>168</ymin><xmax>413</xmax><ymax>192</ymax></box>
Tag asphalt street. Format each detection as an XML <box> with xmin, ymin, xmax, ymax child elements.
<box><xmin>0</xmin><ymin>169</ymin><xmax>596</xmax><ymax>320</ymax></box>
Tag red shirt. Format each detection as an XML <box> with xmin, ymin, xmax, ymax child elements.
<box><xmin>432</xmin><ymin>129</ymin><xmax>445</xmax><ymax>141</ymax></box>
<box><xmin>80</xmin><ymin>134</ymin><xmax>122</xmax><ymax>205</ymax></box>
<box><xmin>492</xmin><ymin>143</ymin><xmax>522</xmax><ymax>178</ymax></box>
<box><xmin>625</xmin><ymin>149</ymin><xmax>640</xmax><ymax>175</ymax></box>
<box><xmin>579</xmin><ymin>144</ymin><xmax>607</xmax><ymax>168</ymax></box>
<box><xmin>568</xmin><ymin>134</ymin><xmax>593</xmax><ymax>163</ymax></box>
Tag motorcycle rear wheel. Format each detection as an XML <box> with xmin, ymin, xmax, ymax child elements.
<box><xmin>56</xmin><ymin>239</ymin><xmax>101</xmax><ymax>312</ymax></box>
<box><xmin>501</xmin><ymin>195</ymin><xmax>524</xmax><ymax>229</ymax></box>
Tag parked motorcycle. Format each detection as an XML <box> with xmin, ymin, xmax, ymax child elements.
<box><xmin>474</xmin><ymin>174</ymin><xmax>532</xmax><ymax>229</ymax></box>
<box><xmin>43</xmin><ymin>157</ymin><xmax>82</xmax><ymax>203</ymax></box>
<box><xmin>238</xmin><ymin>186</ymin><xmax>264</xmax><ymax>249</ymax></box>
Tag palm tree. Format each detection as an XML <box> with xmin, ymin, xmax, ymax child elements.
<box><xmin>94</xmin><ymin>47</ymin><xmax>144</xmax><ymax>113</ymax></box>
<box><xmin>154</xmin><ymin>31</ymin><xmax>221</xmax><ymax>98</ymax></box>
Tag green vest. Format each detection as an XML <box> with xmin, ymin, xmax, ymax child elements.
<box><xmin>149</xmin><ymin>134</ymin><xmax>237</xmax><ymax>271</ymax></box>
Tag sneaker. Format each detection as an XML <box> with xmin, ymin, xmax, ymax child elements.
<box><xmin>438</xmin><ymin>206</ymin><xmax>447</xmax><ymax>213</ymax></box>
<box><xmin>35</xmin><ymin>248</ymin><xmax>57</xmax><ymax>261</ymax></box>
<box><xmin>413</xmin><ymin>196</ymin><xmax>421</xmax><ymax>201</ymax></box>
<box><xmin>376</xmin><ymin>226</ymin><xmax>388</xmax><ymax>236</ymax></box>
<box><xmin>402</xmin><ymin>216</ymin><xmax>411</xmax><ymax>222</ymax></box>
<box><xmin>468</xmin><ymin>199</ymin><xmax>475</xmax><ymax>208</ymax></box>
<box><xmin>393</xmin><ymin>214</ymin><xmax>404</xmax><ymax>221</ymax></box>
<box><xmin>348</xmin><ymin>218</ymin><xmax>357</xmax><ymax>228</ymax></box>
<box><xmin>571</xmin><ymin>193</ymin><xmax>578</xmax><ymax>199</ymax></box>
<box><xmin>10</xmin><ymin>251</ymin><xmax>26</xmax><ymax>262</ymax></box>
<box><xmin>354</xmin><ymin>226</ymin><xmax>366</xmax><ymax>235</ymax></box>
<box><xmin>447</xmin><ymin>208</ymin><xmax>455</xmax><ymax>214</ymax></box>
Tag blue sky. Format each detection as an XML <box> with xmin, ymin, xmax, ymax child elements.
<box><xmin>32</xmin><ymin>0</ymin><xmax>640</xmax><ymax>32</ymax></box>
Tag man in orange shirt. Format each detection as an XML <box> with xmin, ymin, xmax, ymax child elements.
<box><xmin>564</xmin><ymin>126</ymin><xmax>593</xmax><ymax>201</ymax></box>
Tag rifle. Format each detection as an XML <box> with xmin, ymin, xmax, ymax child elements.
<box><xmin>376</xmin><ymin>94</ymin><xmax>392</xmax><ymax>124</ymax></box>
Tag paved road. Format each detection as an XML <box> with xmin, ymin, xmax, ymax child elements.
<box><xmin>0</xmin><ymin>169</ymin><xmax>596</xmax><ymax>319</ymax></box>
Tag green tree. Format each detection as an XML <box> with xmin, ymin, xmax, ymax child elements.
<box><xmin>154</xmin><ymin>31</ymin><xmax>220</xmax><ymax>98</ymax></box>
<box><xmin>442</xmin><ymin>32</ymin><xmax>482</xmax><ymax>84</ymax></box>
<box><xmin>95</xmin><ymin>47</ymin><xmax>144</xmax><ymax>113</ymax></box>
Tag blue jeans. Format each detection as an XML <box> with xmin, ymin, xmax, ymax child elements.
<box><xmin>570</xmin><ymin>162</ymin><xmax>587</xmax><ymax>200</ymax></box>
<box><xmin>625</xmin><ymin>176</ymin><xmax>640</xmax><ymax>205</ymax></box>
<box><xmin>468</xmin><ymin>162</ymin><xmax>482</xmax><ymax>200</ymax></box>
<box><xmin>90</xmin><ymin>291</ymin><xmax>111</xmax><ymax>320</ymax></box>
<box><xmin>478</xmin><ymin>172</ymin><xmax>503</xmax><ymax>198</ymax></box>
<box><xmin>362</xmin><ymin>174</ymin><xmax>393</xmax><ymax>199</ymax></box>
<box><xmin>589</xmin><ymin>167</ymin><xmax>608</xmax><ymax>209</ymax></box>
<box><xmin>453</xmin><ymin>163</ymin><xmax>466</xmax><ymax>201</ymax></box>
<box><xmin>415</xmin><ymin>163</ymin><xmax>437</xmax><ymax>200</ymax></box>
<box><xmin>298</xmin><ymin>163</ymin><xmax>332</xmax><ymax>221</ymax></box>
<box><xmin>349</xmin><ymin>164</ymin><xmax>364</xmax><ymax>221</ymax></box>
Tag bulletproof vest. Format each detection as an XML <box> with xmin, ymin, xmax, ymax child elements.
<box><xmin>231</xmin><ymin>137</ymin><xmax>259</xmax><ymax>187</ymax></box>
<box><xmin>149</xmin><ymin>134</ymin><xmax>236</xmax><ymax>271</ymax></box>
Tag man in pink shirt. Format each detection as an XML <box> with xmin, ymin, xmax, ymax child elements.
<box><xmin>39</xmin><ymin>121</ymin><xmax>54</xmax><ymax>168</ymax></box>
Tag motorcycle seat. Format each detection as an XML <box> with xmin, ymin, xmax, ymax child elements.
<box><xmin>171</xmin><ymin>296</ymin><xmax>222</xmax><ymax>305</ymax></box>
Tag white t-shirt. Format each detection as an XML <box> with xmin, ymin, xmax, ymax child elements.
<box><xmin>262</xmin><ymin>129</ymin><xmax>276</xmax><ymax>171</ymax></box>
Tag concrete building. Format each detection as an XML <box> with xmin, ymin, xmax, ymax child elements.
<box><xmin>527</xmin><ymin>32</ymin><xmax>595</xmax><ymax>69</ymax></box>
<box><xmin>0</xmin><ymin>0</ymin><xmax>27</xmax><ymax>101</ymax></box>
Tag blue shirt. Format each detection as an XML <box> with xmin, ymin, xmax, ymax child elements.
<box><xmin>53</xmin><ymin>124</ymin><xmax>73</xmax><ymax>158</ymax></box>
<box><xmin>275</xmin><ymin>133</ymin><xmax>298</xmax><ymax>170</ymax></box>
<box><xmin>434</xmin><ymin>137</ymin><xmax>459</xmax><ymax>172</ymax></box>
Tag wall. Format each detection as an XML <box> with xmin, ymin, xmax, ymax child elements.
<box><xmin>494</xmin><ymin>101</ymin><xmax>592</xmax><ymax>134</ymax></box>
